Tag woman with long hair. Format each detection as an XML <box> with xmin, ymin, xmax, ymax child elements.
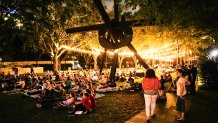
<box><xmin>141</xmin><ymin>69</ymin><xmax>161</xmax><ymax>123</ymax></box>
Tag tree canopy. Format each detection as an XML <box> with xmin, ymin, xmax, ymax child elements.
<box><xmin>0</xmin><ymin>0</ymin><xmax>217</xmax><ymax>68</ymax></box>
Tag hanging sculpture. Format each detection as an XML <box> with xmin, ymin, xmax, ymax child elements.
<box><xmin>66</xmin><ymin>0</ymin><xmax>155</xmax><ymax>82</ymax></box>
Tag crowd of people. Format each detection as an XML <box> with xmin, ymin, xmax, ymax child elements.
<box><xmin>0</xmin><ymin>68</ymin><xmax>146</xmax><ymax>115</ymax></box>
<box><xmin>0</xmin><ymin>69</ymin><xmax>100</xmax><ymax>114</ymax></box>
<box><xmin>0</xmin><ymin>64</ymin><xmax>197</xmax><ymax>119</ymax></box>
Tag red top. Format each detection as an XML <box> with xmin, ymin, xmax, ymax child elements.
<box><xmin>141</xmin><ymin>77</ymin><xmax>161</xmax><ymax>90</ymax></box>
<box><xmin>82</xmin><ymin>96</ymin><xmax>92</xmax><ymax>111</ymax></box>
<box><xmin>89</xmin><ymin>95</ymin><xmax>96</xmax><ymax>107</ymax></box>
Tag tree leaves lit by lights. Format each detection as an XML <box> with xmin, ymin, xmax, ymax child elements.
<box><xmin>2</xmin><ymin>6</ymin><xmax>23</xmax><ymax>29</ymax></box>
<box><xmin>102</xmin><ymin>0</ymin><xmax>140</xmax><ymax>16</ymax></box>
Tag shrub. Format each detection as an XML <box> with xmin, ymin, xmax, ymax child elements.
<box><xmin>199</xmin><ymin>60</ymin><xmax>218</xmax><ymax>89</ymax></box>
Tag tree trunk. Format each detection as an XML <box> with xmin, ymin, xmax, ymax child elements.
<box><xmin>99</xmin><ymin>49</ymin><xmax>107</xmax><ymax>74</ymax></box>
<box><xmin>53</xmin><ymin>53</ymin><xmax>59</xmax><ymax>72</ymax></box>
<box><xmin>93</xmin><ymin>54</ymin><xmax>98</xmax><ymax>70</ymax></box>
<box><xmin>85</xmin><ymin>60</ymin><xmax>89</xmax><ymax>69</ymax></box>
<box><xmin>118</xmin><ymin>58</ymin><xmax>122</xmax><ymax>68</ymax></box>
<box><xmin>118</xmin><ymin>55</ymin><xmax>125</xmax><ymax>68</ymax></box>
<box><xmin>132</xmin><ymin>56</ymin><xmax>138</xmax><ymax>68</ymax></box>
<box><xmin>83</xmin><ymin>54</ymin><xmax>92</xmax><ymax>69</ymax></box>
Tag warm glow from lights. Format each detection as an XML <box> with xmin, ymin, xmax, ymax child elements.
<box><xmin>4</xmin><ymin>14</ymin><xmax>10</xmax><ymax>21</ymax></box>
<box><xmin>16</xmin><ymin>22</ymin><xmax>23</xmax><ymax>28</ymax></box>
<box><xmin>4</xmin><ymin>17</ymin><xmax>9</xmax><ymax>21</ymax></box>
<box><xmin>119</xmin><ymin>51</ymin><xmax>134</xmax><ymax>56</ymax></box>
<box><xmin>62</xmin><ymin>42</ymin><xmax>192</xmax><ymax>62</ymax></box>
<box><xmin>62</xmin><ymin>45</ymin><xmax>99</xmax><ymax>55</ymax></box>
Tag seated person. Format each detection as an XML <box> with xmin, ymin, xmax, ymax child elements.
<box><xmin>75</xmin><ymin>92</ymin><xmax>92</xmax><ymax>114</ymax></box>
<box><xmin>99</xmin><ymin>75</ymin><xmax>109</xmax><ymax>85</ymax></box>
<box><xmin>54</xmin><ymin>84</ymin><xmax>66</xmax><ymax>98</ymax></box>
<box><xmin>58</xmin><ymin>93</ymin><xmax>76</xmax><ymax>109</ymax></box>
<box><xmin>92</xmin><ymin>74</ymin><xmax>99</xmax><ymax>84</ymax></box>
<box><xmin>64</xmin><ymin>77</ymin><xmax>72</xmax><ymax>90</ymax></box>
<box><xmin>107</xmin><ymin>81</ymin><xmax>116</xmax><ymax>87</ymax></box>
<box><xmin>119</xmin><ymin>76</ymin><xmax>126</xmax><ymax>82</ymax></box>
<box><xmin>26</xmin><ymin>88</ymin><xmax>42</xmax><ymax>96</ymax></box>
<box><xmin>54</xmin><ymin>71</ymin><xmax>61</xmax><ymax>81</ymax></box>
<box><xmin>72</xmin><ymin>84</ymin><xmax>80</xmax><ymax>92</ymax></box>
<box><xmin>36</xmin><ymin>85</ymin><xmax>67</xmax><ymax>109</ymax></box>
<box><xmin>86</xmin><ymin>89</ymin><xmax>96</xmax><ymax>108</ymax></box>
<box><xmin>114</xmin><ymin>73</ymin><xmax>120</xmax><ymax>82</ymax></box>
<box><xmin>123</xmin><ymin>75</ymin><xmax>134</xmax><ymax>90</ymax></box>
<box><xmin>40</xmin><ymin>80</ymin><xmax>48</xmax><ymax>97</ymax></box>
<box><xmin>16</xmin><ymin>78</ymin><xmax>25</xmax><ymax>89</ymax></box>
<box><xmin>41</xmin><ymin>81</ymin><xmax>61</xmax><ymax>99</ymax></box>
<box><xmin>128</xmin><ymin>76</ymin><xmax>134</xmax><ymax>86</ymax></box>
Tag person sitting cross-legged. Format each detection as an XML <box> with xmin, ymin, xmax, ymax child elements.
<box><xmin>86</xmin><ymin>89</ymin><xmax>96</xmax><ymax>109</ymax></box>
<box><xmin>75</xmin><ymin>92</ymin><xmax>92</xmax><ymax>114</ymax></box>
<box><xmin>58</xmin><ymin>93</ymin><xmax>76</xmax><ymax>110</ymax></box>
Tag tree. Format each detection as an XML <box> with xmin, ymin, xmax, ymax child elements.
<box><xmin>78</xmin><ymin>31</ymin><xmax>100</xmax><ymax>69</ymax></box>
<box><xmin>1</xmin><ymin>0</ymin><xmax>218</xmax><ymax>71</ymax></box>
<box><xmin>0</xmin><ymin>0</ymin><xmax>100</xmax><ymax>71</ymax></box>
<box><xmin>24</xmin><ymin>0</ymin><xmax>104</xmax><ymax>71</ymax></box>
<box><xmin>123</xmin><ymin>0</ymin><xmax>218</xmax><ymax>63</ymax></box>
<box><xmin>0</xmin><ymin>2</ymin><xmax>23</xmax><ymax>61</ymax></box>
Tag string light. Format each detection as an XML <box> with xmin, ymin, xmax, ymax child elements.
<box><xmin>62</xmin><ymin>43</ymin><xmax>193</xmax><ymax>62</ymax></box>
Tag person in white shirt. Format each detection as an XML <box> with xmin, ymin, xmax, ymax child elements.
<box><xmin>175</xmin><ymin>69</ymin><xmax>187</xmax><ymax>121</ymax></box>
<box><xmin>60</xmin><ymin>93</ymin><xmax>76</xmax><ymax>108</ymax></box>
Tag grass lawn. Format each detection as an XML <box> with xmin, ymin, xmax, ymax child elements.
<box><xmin>0</xmin><ymin>91</ymin><xmax>145</xmax><ymax>123</ymax></box>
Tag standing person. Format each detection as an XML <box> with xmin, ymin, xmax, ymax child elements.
<box><xmin>190</xmin><ymin>65</ymin><xmax>197</xmax><ymax>95</ymax></box>
<box><xmin>30</xmin><ymin>65</ymin><xmax>34</xmax><ymax>74</ymax></box>
<box><xmin>142</xmin><ymin>69</ymin><xmax>161</xmax><ymax>123</ymax></box>
<box><xmin>175</xmin><ymin>69</ymin><xmax>187</xmax><ymax>121</ymax></box>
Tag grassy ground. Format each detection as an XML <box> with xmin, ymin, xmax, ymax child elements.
<box><xmin>0</xmin><ymin>91</ymin><xmax>145</xmax><ymax>123</ymax></box>
<box><xmin>2</xmin><ymin>82</ymin><xmax>218</xmax><ymax>123</ymax></box>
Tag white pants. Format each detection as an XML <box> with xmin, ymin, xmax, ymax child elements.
<box><xmin>144</xmin><ymin>94</ymin><xmax>158</xmax><ymax>117</ymax></box>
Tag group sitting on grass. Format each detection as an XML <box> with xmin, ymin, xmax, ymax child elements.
<box><xmin>0</xmin><ymin>67</ymin><xmax>179</xmax><ymax>115</ymax></box>
<box><xmin>36</xmin><ymin>88</ymin><xmax>96</xmax><ymax>115</ymax></box>
<box><xmin>0</xmin><ymin>68</ymin><xmax>144</xmax><ymax>114</ymax></box>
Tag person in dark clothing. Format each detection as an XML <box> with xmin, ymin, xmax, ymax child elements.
<box><xmin>160</xmin><ymin>76</ymin><xmax>165</xmax><ymax>90</ymax></box>
<box><xmin>160</xmin><ymin>72</ymin><xmax>172</xmax><ymax>90</ymax></box>
<box><xmin>31</xmin><ymin>65</ymin><xmax>34</xmax><ymax>74</ymax></box>
<box><xmin>190</xmin><ymin>65</ymin><xmax>197</xmax><ymax>95</ymax></box>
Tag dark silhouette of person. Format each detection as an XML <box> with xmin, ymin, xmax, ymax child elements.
<box><xmin>190</xmin><ymin>65</ymin><xmax>197</xmax><ymax>95</ymax></box>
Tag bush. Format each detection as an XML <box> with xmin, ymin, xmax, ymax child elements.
<box><xmin>200</xmin><ymin>60</ymin><xmax>218</xmax><ymax>89</ymax></box>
